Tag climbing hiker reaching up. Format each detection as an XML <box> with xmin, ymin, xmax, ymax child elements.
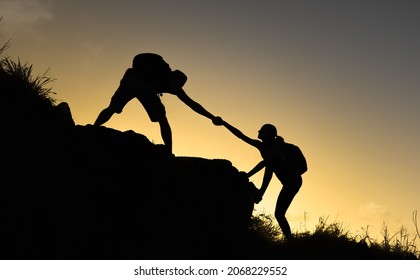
<box><xmin>214</xmin><ymin>118</ymin><xmax>307</xmax><ymax>241</ymax></box>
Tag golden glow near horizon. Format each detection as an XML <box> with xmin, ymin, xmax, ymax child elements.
<box><xmin>1</xmin><ymin>1</ymin><xmax>419</xmax><ymax>246</ymax></box>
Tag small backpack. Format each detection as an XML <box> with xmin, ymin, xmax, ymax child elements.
<box><xmin>283</xmin><ymin>142</ymin><xmax>308</xmax><ymax>175</ymax></box>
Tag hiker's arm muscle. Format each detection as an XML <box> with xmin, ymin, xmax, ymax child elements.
<box><xmin>248</xmin><ymin>160</ymin><xmax>266</xmax><ymax>177</ymax></box>
<box><xmin>222</xmin><ymin>121</ymin><xmax>260</xmax><ymax>148</ymax></box>
<box><xmin>259</xmin><ymin>167</ymin><xmax>273</xmax><ymax>197</ymax></box>
<box><xmin>175</xmin><ymin>89</ymin><xmax>216</xmax><ymax>120</ymax></box>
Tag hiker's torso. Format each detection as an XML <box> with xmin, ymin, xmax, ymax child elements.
<box><xmin>119</xmin><ymin>68</ymin><xmax>170</xmax><ymax>95</ymax></box>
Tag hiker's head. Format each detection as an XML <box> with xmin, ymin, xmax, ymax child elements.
<box><xmin>168</xmin><ymin>70</ymin><xmax>187</xmax><ymax>91</ymax></box>
<box><xmin>132</xmin><ymin>53</ymin><xmax>172</xmax><ymax>90</ymax></box>
<box><xmin>258</xmin><ymin>124</ymin><xmax>277</xmax><ymax>141</ymax></box>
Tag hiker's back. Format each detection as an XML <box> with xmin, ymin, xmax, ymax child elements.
<box><xmin>266</xmin><ymin>138</ymin><xmax>307</xmax><ymax>177</ymax></box>
<box><xmin>282</xmin><ymin>141</ymin><xmax>307</xmax><ymax>176</ymax></box>
<box><xmin>118</xmin><ymin>68</ymin><xmax>156</xmax><ymax>93</ymax></box>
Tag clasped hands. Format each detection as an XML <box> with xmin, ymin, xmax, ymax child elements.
<box><xmin>212</xmin><ymin>116</ymin><xmax>224</xmax><ymax>126</ymax></box>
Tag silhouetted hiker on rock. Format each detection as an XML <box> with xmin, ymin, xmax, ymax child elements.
<box><xmin>94</xmin><ymin>53</ymin><xmax>220</xmax><ymax>154</ymax></box>
<box><xmin>215</xmin><ymin>120</ymin><xmax>307</xmax><ymax>241</ymax></box>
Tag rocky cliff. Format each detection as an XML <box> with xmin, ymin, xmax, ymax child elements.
<box><xmin>2</xmin><ymin>112</ymin><xmax>257</xmax><ymax>259</ymax></box>
<box><xmin>0</xmin><ymin>68</ymin><xmax>256</xmax><ymax>259</ymax></box>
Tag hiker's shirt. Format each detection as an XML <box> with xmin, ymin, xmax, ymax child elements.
<box><xmin>119</xmin><ymin>68</ymin><xmax>159</xmax><ymax>97</ymax></box>
<box><xmin>260</xmin><ymin>139</ymin><xmax>301</xmax><ymax>189</ymax></box>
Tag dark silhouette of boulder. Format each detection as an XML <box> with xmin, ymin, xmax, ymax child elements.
<box><xmin>0</xmin><ymin>88</ymin><xmax>255</xmax><ymax>259</ymax></box>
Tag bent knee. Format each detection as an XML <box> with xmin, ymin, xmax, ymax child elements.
<box><xmin>153</xmin><ymin>113</ymin><xmax>168</xmax><ymax>123</ymax></box>
<box><xmin>104</xmin><ymin>104</ymin><xmax>121</xmax><ymax>114</ymax></box>
<box><xmin>275</xmin><ymin>209</ymin><xmax>287</xmax><ymax>219</ymax></box>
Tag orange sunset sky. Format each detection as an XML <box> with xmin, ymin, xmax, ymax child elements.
<box><xmin>1</xmin><ymin>0</ymin><xmax>419</xmax><ymax>245</ymax></box>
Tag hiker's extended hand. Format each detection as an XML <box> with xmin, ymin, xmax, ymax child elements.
<box><xmin>212</xmin><ymin>116</ymin><xmax>223</xmax><ymax>126</ymax></box>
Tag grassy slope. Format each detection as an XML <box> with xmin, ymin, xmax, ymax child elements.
<box><xmin>248</xmin><ymin>213</ymin><xmax>419</xmax><ymax>259</ymax></box>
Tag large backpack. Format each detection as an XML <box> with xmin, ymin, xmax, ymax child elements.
<box><xmin>132</xmin><ymin>53</ymin><xmax>173</xmax><ymax>91</ymax></box>
<box><xmin>283</xmin><ymin>142</ymin><xmax>308</xmax><ymax>175</ymax></box>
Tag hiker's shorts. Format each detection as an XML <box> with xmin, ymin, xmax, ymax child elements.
<box><xmin>109</xmin><ymin>87</ymin><xmax>166</xmax><ymax>122</ymax></box>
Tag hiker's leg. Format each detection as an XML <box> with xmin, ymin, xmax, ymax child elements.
<box><xmin>275</xmin><ymin>188</ymin><xmax>298</xmax><ymax>240</ymax></box>
<box><xmin>159</xmin><ymin>116</ymin><xmax>172</xmax><ymax>153</ymax></box>
<box><xmin>96</xmin><ymin>86</ymin><xmax>132</xmax><ymax>126</ymax></box>
<box><xmin>138</xmin><ymin>93</ymin><xmax>171</xmax><ymax>152</ymax></box>
<box><xmin>94</xmin><ymin>107</ymin><xmax>115</xmax><ymax>126</ymax></box>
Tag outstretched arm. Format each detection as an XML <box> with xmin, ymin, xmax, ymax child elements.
<box><xmin>250</xmin><ymin>163</ymin><xmax>273</xmax><ymax>204</ymax></box>
<box><xmin>259</xmin><ymin>166</ymin><xmax>273</xmax><ymax>197</ymax></box>
<box><xmin>247</xmin><ymin>160</ymin><xmax>266</xmax><ymax>177</ymax></box>
<box><xmin>168</xmin><ymin>70</ymin><xmax>218</xmax><ymax>122</ymax></box>
<box><xmin>220</xmin><ymin>120</ymin><xmax>261</xmax><ymax>148</ymax></box>
<box><xmin>175</xmin><ymin>88</ymin><xmax>217</xmax><ymax>121</ymax></box>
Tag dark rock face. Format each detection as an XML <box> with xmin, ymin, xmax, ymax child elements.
<box><xmin>0</xmin><ymin>64</ymin><xmax>255</xmax><ymax>259</ymax></box>
<box><xmin>1</xmin><ymin>100</ymin><xmax>255</xmax><ymax>259</ymax></box>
